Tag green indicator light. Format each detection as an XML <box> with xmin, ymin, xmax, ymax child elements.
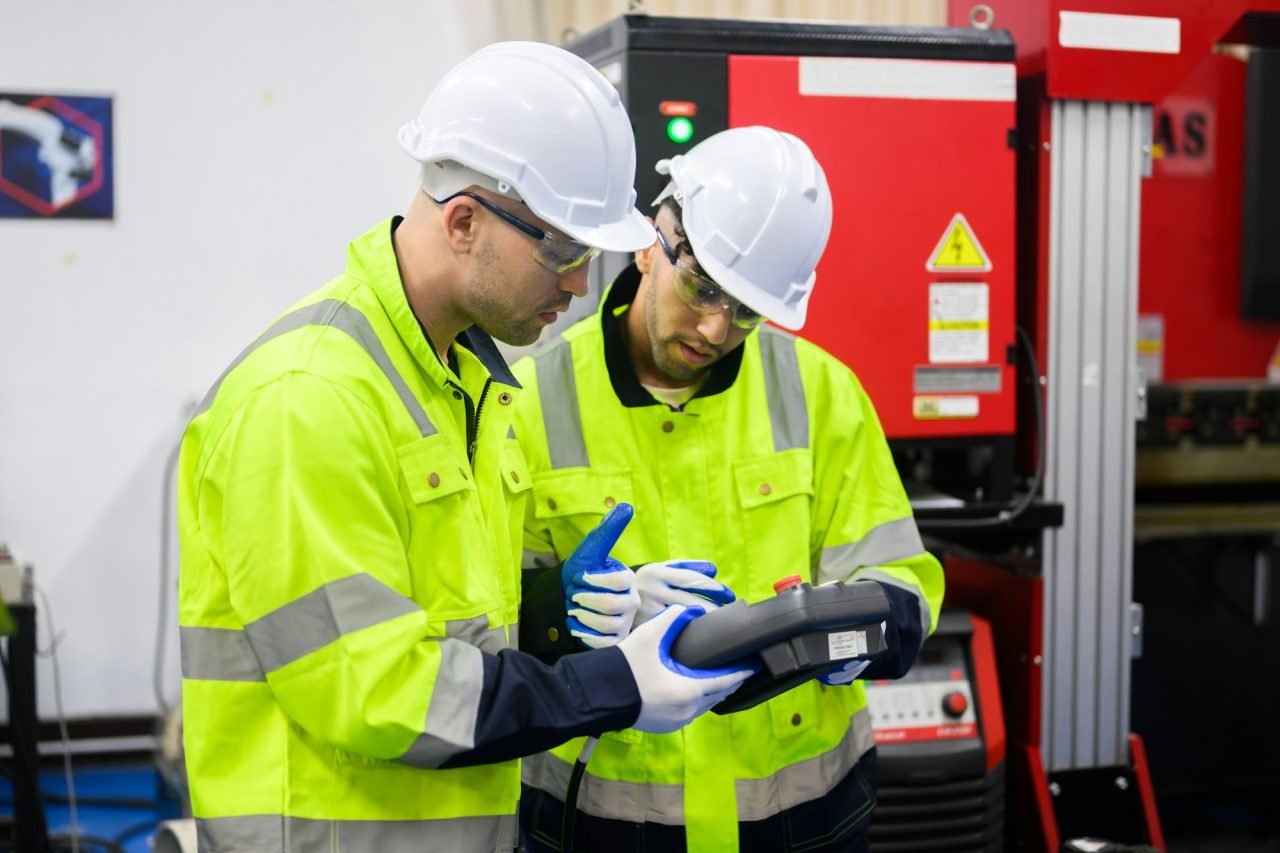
<box><xmin>666</xmin><ymin>116</ymin><xmax>694</xmax><ymax>144</ymax></box>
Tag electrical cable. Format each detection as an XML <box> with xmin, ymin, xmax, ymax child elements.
<box><xmin>559</xmin><ymin>735</ymin><xmax>598</xmax><ymax>853</ymax></box>
<box><xmin>0</xmin><ymin>642</ymin><xmax>51</xmax><ymax>851</ymax></box>
<box><xmin>154</xmin><ymin>440</ymin><xmax>181</xmax><ymax>718</ymax></box>
<box><xmin>33</xmin><ymin>584</ymin><xmax>78</xmax><ymax>853</ymax></box>
<box><xmin>920</xmin><ymin>325</ymin><xmax>1046</xmax><ymax>529</ymax></box>
<box><xmin>110</xmin><ymin>817</ymin><xmax>159</xmax><ymax>846</ymax></box>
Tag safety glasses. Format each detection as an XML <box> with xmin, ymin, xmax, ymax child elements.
<box><xmin>655</xmin><ymin>229</ymin><xmax>765</xmax><ymax>330</ymax></box>
<box><xmin>427</xmin><ymin>190</ymin><xmax>600</xmax><ymax>274</ymax></box>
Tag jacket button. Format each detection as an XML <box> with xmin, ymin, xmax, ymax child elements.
<box><xmin>511</xmin><ymin>471</ymin><xmax>520</xmax><ymax>483</ymax></box>
<box><xmin>603</xmin><ymin>496</ymin><xmax>616</xmax><ymax>508</ymax></box>
<box><xmin>547</xmin><ymin>627</ymin><xmax>560</xmax><ymax>642</ymax></box>
<box><xmin>428</xmin><ymin>472</ymin><xmax>441</xmax><ymax>488</ymax></box>
<box><xmin>452</xmin><ymin>390</ymin><xmax>462</xmax><ymax>400</ymax></box>
<box><xmin>662</xmin><ymin>421</ymin><xmax>675</xmax><ymax>433</ymax></box>
<box><xmin>499</xmin><ymin>392</ymin><xmax>513</xmax><ymax>405</ymax></box>
<box><xmin>791</xmin><ymin>713</ymin><xmax>802</xmax><ymax>726</ymax></box>
<box><xmin>759</xmin><ymin>483</ymin><xmax>773</xmax><ymax>496</ymax></box>
<box><xmin>547</xmin><ymin>498</ymin><xmax>558</xmax><ymax>511</ymax></box>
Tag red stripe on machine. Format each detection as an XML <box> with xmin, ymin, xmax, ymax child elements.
<box><xmin>874</xmin><ymin>723</ymin><xmax>977</xmax><ymax>744</ymax></box>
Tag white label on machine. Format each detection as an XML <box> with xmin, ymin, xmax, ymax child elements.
<box><xmin>798</xmin><ymin>57</ymin><xmax>1015</xmax><ymax>102</ymax></box>
<box><xmin>1058</xmin><ymin>11</ymin><xmax>1181</xmax><ymax>55</ymax></box>
<box><xmin>828</xmin><ymin>629</ymin><xmax>869</xmax><ymax>660</ymax></box>
<box><xmin>929</xmin><ymin>283</ymin><xmax>989</xmax><ymax>363</ymax></box>
<box><xmin>1137</xmin><ymin>314</ymin><xmax>1164</xmax><ymax>384</ymax></box>
<box><xmin>914</xmin><ymin>395</ymin><xmax>980</xmax><ymax>419</ymax></box>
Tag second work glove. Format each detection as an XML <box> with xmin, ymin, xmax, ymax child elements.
<box><xmin>561</xmin><ymin>504</ymin><xmax>642</xmax><ymax>649</ymax></box>
<box><xmin>634</xmin><ymin>560</ymin><xmax>737</xmax><ymax>626</ymax></box>
<box><xmin>617</xmin><ymin>603</ymin><xmax>754</xmax><ymax>734</ymax></box>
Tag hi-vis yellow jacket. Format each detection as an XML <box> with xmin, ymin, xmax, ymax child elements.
<box><xmin>178</xmin><ymin>219</ymin><xmax>641</xmax><ymax>853</ymax></box>
<box><xmin>512</xmin><ymin>265</ymin><xmax>944</xmax><ymax>852</ymax></box>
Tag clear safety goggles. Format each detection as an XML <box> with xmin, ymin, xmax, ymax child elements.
<box><xmin>427</xmin><ymin>190</ymin><xmax>600</xmax><ymax>274</ymax></box>
<box><xmin>655</xmin><ymin>229</ymin><xmax>765</xmax><ymax>330</ymax></box>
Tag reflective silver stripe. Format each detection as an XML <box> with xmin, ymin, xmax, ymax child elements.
<box><xmin>507</xmin><ymin>425</ymin><xmax>517</xmax><ymax>439</ymax></box>
<box><xmin>815</xmin><ymin>517</ymin><xmax>927</xmax><ymax>585</ymax></box>
<box><xmin>445</xmin><ymin>614</ymin><xmax>509</xmax><ymax>655</ymax></box>
<box><xmin>522</xmin><ymin>750</ymin><xmax>685</xmax><ymax>824</ymax></box>
<box><xmin>196</xmin><ymin>812</ymin><xmax>516</xmax><ymax>853</ymax></box>
<box><xmin>180</xmin><ymin>626</ymin><xmax>264</xmax><ymax>682</ymax></box>
<box><xmin>735</xmin><ymin>708</ymin><xmax>875</xmax><ymax>820</ymax></box>
<box><xmin>853</xmin><ymin>567</ymin><xmax>933</xmax><ymax>637</ymax></box>
<box><xmin>534</xmin><ymin>340</ymin><xmax>589</xmax><ymax>469</ymax></box>
<box><xmin>244</xmin><ymin>574</ymin><xmax>421</xmax><ymax>675</ymax></box>
<box><xmin>522</xmin><ymin>710</ymin><xmax>874</xmax><ymax>824</ymax></box>
<box><xmin>397</xmin><ymin>640</ymin><xmax>484</xmax><ymax>769</ymax></box>
<box><xmin>196</xmin><ymin>299</ymin><xmax>436</xmax><ymax>438</ymax></box>
<box><xmin>509</xmin><ymin>621</ymin><xmax>519</xmax><ymax>652</ymax></box>
<box><xmin>522</xmin><ymin>548</ymin><xmax>558</xmax><ymax>569</ymax></box>
<box><xmin>758</xmin><ymin>328</ymin><xmax>809</xmax><ymax>452</ymax></box>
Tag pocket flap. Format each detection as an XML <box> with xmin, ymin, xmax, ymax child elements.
<box><xmin>733</xmin><ymin>450</ymin><xmax>813</xmax><ymax>509</ymax></box>
<box><xmin>397</xmin><ymin>436</ymin><xmax>476</xmax><ymax>503</ymax></box>
<box><xmin>532</xmin><ymin>468</ymin><xmax>633</xmax><ymax>519</ymax></box>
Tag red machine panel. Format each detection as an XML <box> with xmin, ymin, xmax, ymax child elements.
<box><xmin>728</xmin><ymin>54</ymin><xmax>1017</xmax><ymax>439</ymax></box>
<box><xmin>1138</xmin><ymin>50</ymin><xmax>1280</xmax><ymax>380</ymax></box>
<box><xmin>949</xmin><ymin>0</ymin><xmax>1280</xmax><ymax>103</ymax></box>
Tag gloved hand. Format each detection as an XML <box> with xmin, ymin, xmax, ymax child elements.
<box><xmin>819</xmin><ymin>659</ymin><xmax>872</xmax><ymax>686</ymax></box>
<box><xmin>561</xmin><ymin>504</ymin><xmax>642</xmax><ymax>649</ymax></box>
<box><xmin>617</xmin><ymin>604</ymin><xmax>754</xmax><ymax>734</ymax></box>
<box><xmin>635</xmin><ymin>560</ymin><xmax>736</xmax><ymax>626</ymax></box>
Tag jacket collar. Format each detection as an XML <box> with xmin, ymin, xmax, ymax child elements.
<box><xmin>600</xmin><ymin>263</ymin><xmax>743</xmax><ymax>408</ymax></box>
<box><xmin>347</xmin><ymin>216</ymin><xmax>519</xmax><ymax>390</ymax></box>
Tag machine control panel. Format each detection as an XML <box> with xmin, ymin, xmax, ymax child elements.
<box><xmin>865</xmin><ymin>639</ymin><xmax>978</xmax><ymax>744</ymax></box>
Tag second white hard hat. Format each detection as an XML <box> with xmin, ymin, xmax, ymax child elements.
<box><xmin>399</xmin><ymin>41</ymin><xmax>655</xmax><ymax>253</ymax></box>
<box><xmin>654</xmin><ymin>126</ymin><xmax>833</xmax><ymax>330</ymax></box>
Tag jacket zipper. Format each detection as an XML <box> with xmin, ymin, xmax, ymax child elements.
<box><xmin>467</xmin><ymin>378</ymin><xmax>493</xmax><ymax>465</ymax></box>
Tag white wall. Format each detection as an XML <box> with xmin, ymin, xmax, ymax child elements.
<box><xmin>0</xmin><ymin>0</ymin><xmax>503</xmax><ymax>719</ymax></box>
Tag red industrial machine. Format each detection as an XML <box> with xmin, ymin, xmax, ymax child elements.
<box><xmin>569</xmin><ymin>17</ymin><xmax>1024</xmax><ymax>502</ymax></box>
<box><xmin>865</xmin><ymin>610</ymin><xmax>1008</xmax><ymax>853</ymax></box>
<box><xmin>569</xmin><ymin>3</ymin><xmax>1280</xmax><ymax>850</ymax></box>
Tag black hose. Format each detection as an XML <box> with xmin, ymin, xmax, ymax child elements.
<box><xmin>559</xmin><ymin>757</ymin><xmax>589</xmax><ymax>853</ymax></box>
<box><xmin>922</xmin><ymin>325</ymin><xmax>1046</xmax><ymax>529</ymax></box>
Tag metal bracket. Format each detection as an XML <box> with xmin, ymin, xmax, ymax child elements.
<box><xmin>1130</xmin><ymin>603</ymin><xmax>1144</xmax><ymax>659</ymax></box>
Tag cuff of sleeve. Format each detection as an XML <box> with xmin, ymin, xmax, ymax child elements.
<box><xmin>558</xmin><ymin>646</ymin><xmax>642</xmax><ymax>734</ymax></box>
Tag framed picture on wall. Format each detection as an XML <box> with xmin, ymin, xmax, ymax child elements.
<box><xmin>0</xmin><ymin>92</ymin><xmax>114</xmax><ymax>220</ymax></box>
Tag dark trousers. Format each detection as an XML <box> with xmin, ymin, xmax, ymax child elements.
<box><xmin>521</xmin><ymin>750</ymin><xmax>877</xmax><ymax>853</ymax></box>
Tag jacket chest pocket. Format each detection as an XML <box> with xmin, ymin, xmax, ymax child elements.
<box><xmin>733</xmin><ymin>449</ymin><xmax>815</xmax><ymax>601</ymax></box>
<box><xmin>531</xmin><ymin>468</ymin><xmax>634</xmax><ymax>562</ymax></box>
<box><xmin>397</xmin><ymin>435</ymin><xmax>500</xmax><ymax>618</ymax></box>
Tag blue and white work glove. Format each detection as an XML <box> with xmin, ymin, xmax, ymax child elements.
<box><xmin>617</xmin><ymin>604</ymin><xmax>755</xmax><ymax>734</ymax></box>
<box><xmin>634</xmin><ymin>560</ymin><xmax>737</xmax><ymax>626</ymax></box>
<box><xmin>818</xmin><ymin>619</ymin><xmax>886</xmax><ymax>685</ymax></box>
<box><xmin>561</xmin><ymin>504</ymin><xmax>642</xmax><ymax>649</ymax></box>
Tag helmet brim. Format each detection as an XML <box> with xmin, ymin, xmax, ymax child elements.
<box><xmin>699</xmin><ymin>257</ymin><xmax>814</xmax><ymax>332</ymax></box>
<box><xmin>547</xmin><ymin>207</ymin><xmax>657</xmax><ymax>254</ymax></box>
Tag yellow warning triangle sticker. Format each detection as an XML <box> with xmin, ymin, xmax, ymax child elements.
<box><xmin>926</xmin><ymin>213</ymin><xmax>992</xmax><ymax>273</ymax></box>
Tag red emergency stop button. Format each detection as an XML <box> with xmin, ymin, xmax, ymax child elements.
<box><xmin>773</xmin><ymin>575</ymin><xmax>804</xmax><ymax>594</ymax></box>
<box><xmin>942</xmin><ymin>691</ymin><xmax>968</xmax><ymax>718</ymax></box>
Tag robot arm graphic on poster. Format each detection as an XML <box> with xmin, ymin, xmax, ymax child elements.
<box><xmin>0</xmin><ymin>100</ymin><xmax>96</xmax><ymax>206</ymax></box>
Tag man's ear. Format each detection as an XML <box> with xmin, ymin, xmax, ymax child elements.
<box><xmin>440</xmin><ymin>196</ymin><xmax>479</xmax><ymax>254</ymax></box>
<box><xmin>635</xmin><ymin>215</ymin><xmax>657</xmax><ymax>273</ymax></box>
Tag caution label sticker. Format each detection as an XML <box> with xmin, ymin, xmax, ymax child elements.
<box><xmin>929</xmin><ymin>283</ymin><xmax>989</xmax><ymax>364</ymax></box>
<box><xmin>914</xmin><ymin>395</ymin><xmax>980</xmax><ymax>419</ymax></box>
<box><xmin>926</xmin><ymin>213</ymin><xmax>992</xmax><ymax>272</ymax></box>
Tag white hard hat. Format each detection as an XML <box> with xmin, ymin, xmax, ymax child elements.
<box><xmin>399</xmin><ymin>41</ymin><xmax>654</xmax><ymax>253</ymax></box>
<box><xmin>654</xmin><ymin>127</ymin><xmax>833</xmax><ymax>330</ymax></box>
